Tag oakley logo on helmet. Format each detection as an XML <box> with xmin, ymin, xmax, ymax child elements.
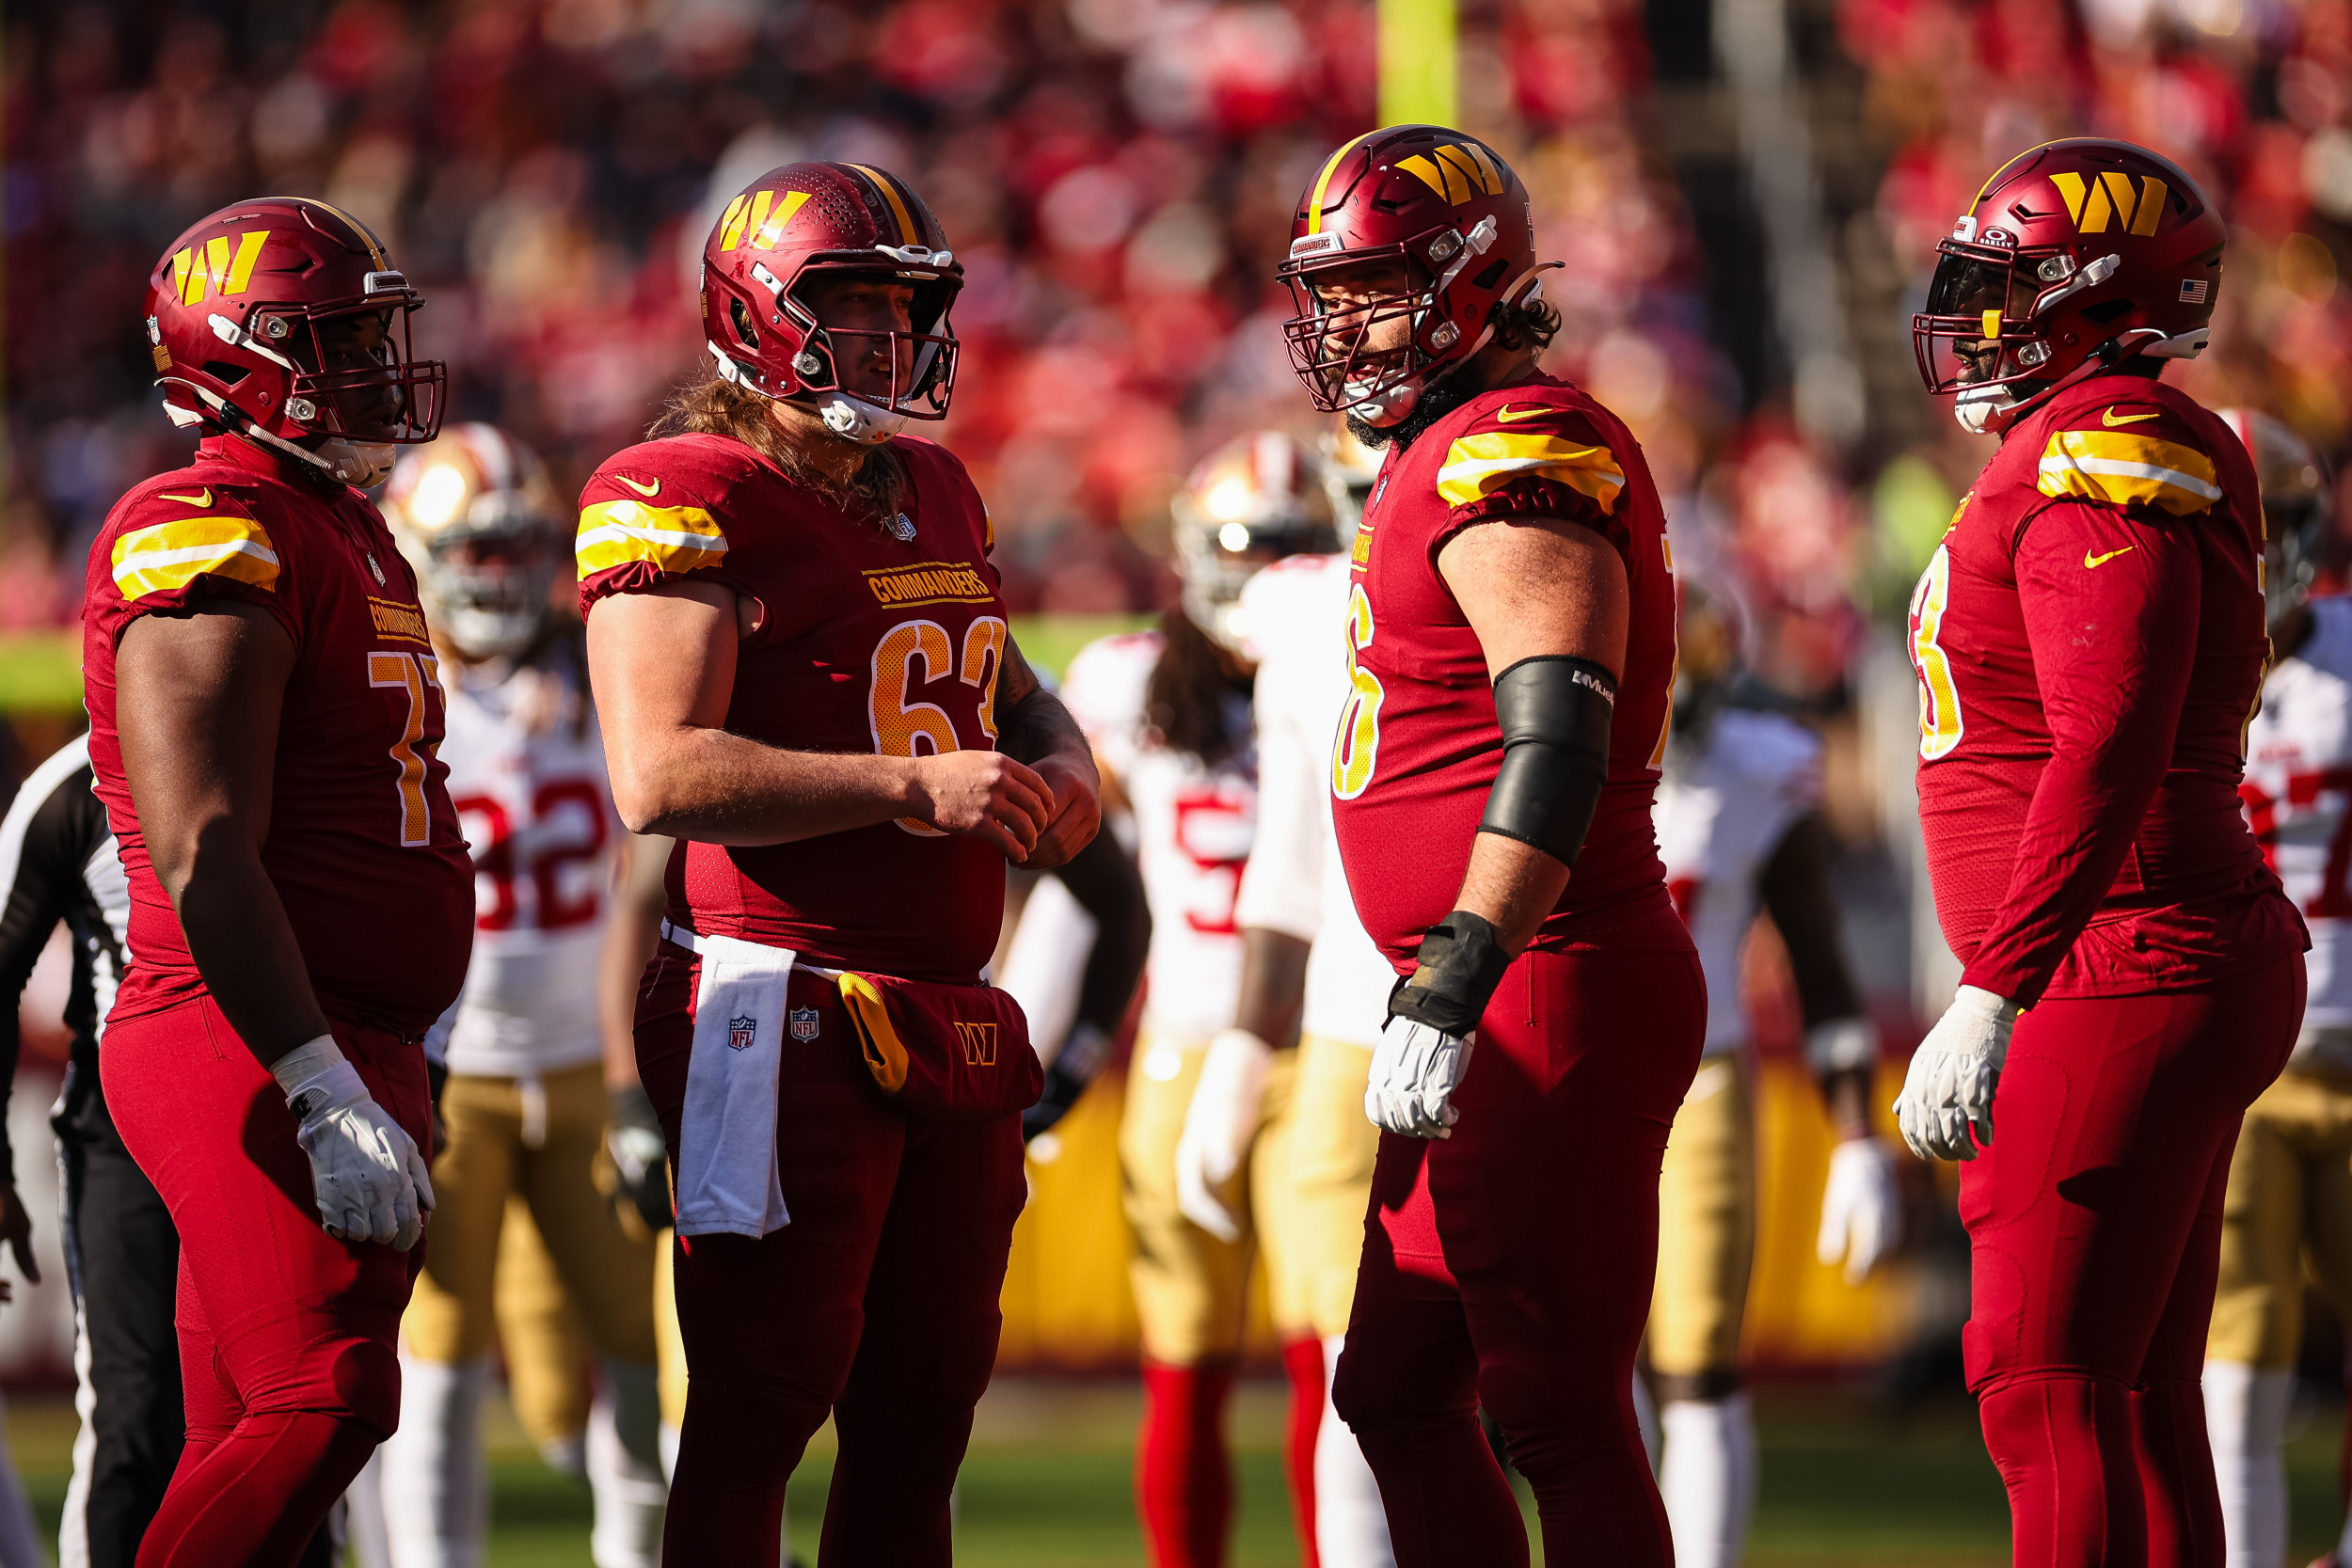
<box><xmin>169</xmin><ymin>231</ymin><xmax>269</xmax><ymax>306</ymax></box>
<box><xmin>2051</xmin><ymin>172</ymin><xmax>2169</xmax><ymax>236</ymax></box>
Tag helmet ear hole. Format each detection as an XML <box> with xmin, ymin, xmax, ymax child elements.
<box><xmin>200</xmin><ymin>361</ymin><xmax>250</xmax><ymax>387</ymax></box>
<box><xmin>2082</xmin><ymin>298</ymin><xmax>2134</xmax><ymax>324</ymax></box>
<box><xmin>1472</xmin><ymin>259</ymin><xmax>1507</xmax><ymax>290</ymax></box>
<box><xmin>729</xmin><ymin>295</ymin><xmax>760</xmax><ymax>349</ymax></box>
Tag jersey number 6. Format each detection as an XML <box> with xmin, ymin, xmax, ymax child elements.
<box><xmin>869</xmin><ymin>615</ymin><xmax>1008</xmax><ymax>836</ymax></box>
<box><xmin>1332</xmin><ymin>583</ymin><xmax>1384</xmax><ymax>800</ymax></box>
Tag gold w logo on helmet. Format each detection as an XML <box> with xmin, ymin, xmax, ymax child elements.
<box><xmin>2049</xmin><ymin>172</ymin><xmax>2169</xmax><ymax>237</ymax></box>
<box><xmin>717</xmin><ymin>189</ymin><xmax>812</xmax><ymax>252</ymax></box>
<box><xmin>169</xmin><ymin>231</ymin><xmax>270</xmax><ymax>305</ymax></box>
<box><xmin>1396</xmin><ymin>143</ymin><xmax>1507</xmax><ymax>205</ymax></box>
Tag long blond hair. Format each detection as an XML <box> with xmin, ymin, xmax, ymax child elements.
<box><xmin>650</xmin><ymin>373</ymin><xmax>909</xmax><ymax>523</ymax></box>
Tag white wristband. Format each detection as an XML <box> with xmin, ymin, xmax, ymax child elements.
<box><xmin>270</xmin><ymin>1034</ymin><xmax>346</xmax><ymax>1097</ymax></box>
<box><xmin>271</xmin><ymin>1034</ymin><xmax>364</xmax><ymax>1132</ymax></box>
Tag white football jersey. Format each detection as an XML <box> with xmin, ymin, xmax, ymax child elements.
<box><xmin>1654</xmin><ymin>707</ymin><xmax>1823</xmax><ymax>1056</ymax></box>
<box><xmin>2245</xmin><ymin>594</ymin><xmax>2352</xmax><ymax>1030</ymax></box>
<box><xmin>1061</xmin><ymin>630</ymin><xmax>1256</xmax><ymax>1040</ymax></box>
<box><xmin>438</xmin><ymin>655</ymin><xmax>617</xmax><ymax>1076</ymax></box>
<box><xmin>1232</xmin><ymin>553</ymin><xmax>1395</xmax><ymax>1048</ymax></box>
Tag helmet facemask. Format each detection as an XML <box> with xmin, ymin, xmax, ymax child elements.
<box><xmin>1279</xmin><ymin>218</ymin><xmax>1504</xmax><ymax>422</ymax></box>
<box><xmin>716</xmin><ymin>254</ymin><xmax>961</xmax><ymax>444</ymax></box>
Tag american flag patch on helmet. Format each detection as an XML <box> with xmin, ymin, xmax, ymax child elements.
<box><xmin>2180</xmin><ymin>278</ymin><xmax>2209</xmax><ymax>303</ymax></box>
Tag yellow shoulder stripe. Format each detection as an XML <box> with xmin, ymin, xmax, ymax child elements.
<box><xmin>2036</xmin><ymin>430</ymin><xmax>2219</xmax><ymax>515</ymax></box>
<box><xmin>1436</xmin><ymin>431</ymin><xmax>1626</xmax><ymax>515</ymax></box>
<box><xmin>575</xmin><ymin>499</ymin><xmax>728</xmax><ymax>577</ymax></box>
<box><xmin>111</xmin><ymin>516</ymin><xmax>278</xmax><ymax>600</ymax></box>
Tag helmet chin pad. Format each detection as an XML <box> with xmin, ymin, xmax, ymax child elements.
<box><xmin>1952</xmin><ymin>383</ymin><xmax>2021</xmax><ymax>436</ymax></box>
<box><xmin>1349</xmin><ymin>380</ymin><xmax>1422</xmax><ymax>427</ymax></box>
<box><xmin>316</xmin><ymin>438</ymin><xmax>397</xmax><ymax>488</ymax></box>
<box><xmin>816</xmin><ymin>392</ymin><xmax>906</xmax><ymax>445</ymax></box>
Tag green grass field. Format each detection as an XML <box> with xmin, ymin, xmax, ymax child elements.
<box><xmin>3</xmin><ymin>1378</ymin><xmax>2347</xmax><ymax>1564</ymax></box>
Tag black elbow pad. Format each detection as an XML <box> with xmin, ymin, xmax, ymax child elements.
<box><xmin>1478</xmin><ymin>655</ymin><xmax>1615</xmax><ymax>867</ymax></box>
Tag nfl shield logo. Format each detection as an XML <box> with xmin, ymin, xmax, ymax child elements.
<box><xmin>790</xmin><ymin>1007</ymin><xmax>820</xmax><ymax>1042</ymax></box>
<box><xmin>728</xmin><ymin>1016</ymin><xmax>756</xmax><ymax>1052</ymax></box>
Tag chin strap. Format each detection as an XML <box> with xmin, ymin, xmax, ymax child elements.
<box><xmin>156</xmin><ymin>377</ymin><xmax>389</xmax><ymax>486</ymax></box>
<box><xmin>1350</xmin><ymin>261</ymin><xmax>1565</xmax><ymax>429</ymax></box>
<box><xmin>708</xmin><ymin>341</ymin><xmax>905</xmax><ymax>445</ymax></box>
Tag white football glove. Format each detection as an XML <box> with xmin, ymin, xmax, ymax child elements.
<box><xmin>1893</xmin><ymin>985</ymin><xmax>2017</xmax><ymax>1163</ymax></box>
<box><xmin>1816</xmin><ymin>1135</ymin><xmax>1902</xmax><ymax>1283</ymax></box>
<box><xmin>1174</xmin><ymin>1028</ymin><xmax>1275</xmax><ymax>1242</ymax></box>
<box><xmin>1365</xmin><ymin>1017</ymin><xmax>1473</xmax><ymax>1139</ymax></box>
<box><xmin>274</xmin><ymin>1035</ymin><xmax>435</xmax><ymax>1250</ymax></box>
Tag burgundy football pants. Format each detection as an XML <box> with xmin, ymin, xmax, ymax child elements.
<box><xmin>102</xmin><ymin>994</ymin><xmax>429</xmax><ymax>1568</ymax></box>
<box><xmin>1961</xmin><ymin>951</ymin><xmax>2303</xmax><ymax>1568</ymax></box>
<box><xmin>1333</xmin><ymin>933</ymin><xmax>1706</xmax><ymax>1568</ymax></box>
<box><xmin>637</xmin><ymin>945</ymin><xmax>1027</xmax><ymax>1567</ymax></box>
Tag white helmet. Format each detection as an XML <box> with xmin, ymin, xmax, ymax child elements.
<box><xmin>1171</xmin><ymin>431</ymin><xmax>1341</xmax><ymax>655</ymax></box>
<box><xmin>381</xmin><ymin>423</ymin><xmax>565</xmax><ymax>660</ymax></box>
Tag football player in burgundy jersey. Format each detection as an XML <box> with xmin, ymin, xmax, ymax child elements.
<box><xmin>80</xmin><ymin>198</ymin><xmax>470</xmax><ymax>1567</ymax></box>
<box><xmin>1903</xmin><ymin>139</ymin><xmax>2307</xmax><ymax>1565</ymax></box>
<box><xmin>580</xmin><ymin>161</ymin><xmax>1099</xmax><ymax>1565</ymax></box>
<box><xmin>1277</xmin><ymin>124</ymin><xmax>1704</xmax><ymax>1566</ymax></box>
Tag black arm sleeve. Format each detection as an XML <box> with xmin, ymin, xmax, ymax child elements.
<box><xmin>1047</xmin><ymin>826</ymin><xmax>1152</xmax><ymax>1039</ymax></box>
<box><xmin>1756</xmin><ymin>811</ymin><xmax>1864</xmax><ymax>1030</ymax></box>
<box><xmin>1478</xmin><ymin>655</ymin><xmax>1615</xmax><ymax>867</ymax></box>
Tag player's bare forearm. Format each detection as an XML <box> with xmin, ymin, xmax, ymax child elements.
<box><xmin>1233</xmin><ymin>927</ymin><xmax>1311</xmax><ymax>1047</ymax></box>
<box><xmin>599</xmin><ymin>832</ymin><xmax>671</xmax><ymax>1089</ymax></box>
<box><xmin>590</xmin><ymin>585</ymin><xmax>1055</xmax><ymax>861</ymax></box>
<box><xmin>1454</xmin><ymin>832</ymin><xmax>1573</xmax><ymax>957</ymax></box>
<box><xmin>116</xmin><ymin>603</ymin><xmax>332</xmax><ymax>1068</ymax></box>
<box><xmin>1052</xmin><ymin>826</ymin><xmax>1151</xmax><ymax>1034</ymax></box>
<box><xmin>995</xmin><ymin>638</ymin><xmax>1102</xmax><ymax>869</ymax></box>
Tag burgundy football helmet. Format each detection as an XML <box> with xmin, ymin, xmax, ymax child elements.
<box><xmin>1914</xmin><ymin>138</ymin><xmax>2225</xmax><ymax>435</ymax></box>
<box><xmin>700</xmin><ymin>161</ymin><xmax>961</xmax><ymax>444</ymax></box>
<box><xmin>1276</xmin><ymin>125</ymin><xmax>1553</xmax><ymax>424</ymax></box>
<box><xmin>145</xmin><ymin>197</ymin><xmax>444</xmax><ymax>486</ymax></box>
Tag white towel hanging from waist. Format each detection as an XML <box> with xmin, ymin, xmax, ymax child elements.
<box><xmin>663</xmin><ymin>919</ymin><xmax>795</xmax><ymax>1239</ymax></box>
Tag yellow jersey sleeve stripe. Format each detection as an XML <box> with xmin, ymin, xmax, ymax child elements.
<box><xmin>576</xmin><ymin>499</ymin><xmax>729</xmax><ymax>576</ymax></box>
<box><xmin>1436</xmin><ymin>432</ymin><xmax>1627</xmax><ymax>514</ymax></box>
<box><xmin>110</xmin><ymin>517</ymin><xmax>279</xmax><ymax>599</ymax></box>
<box><xmin>2036</xmin><ymin>430</ymin><xmax>2220</xmax><ymax>515</ymax></box>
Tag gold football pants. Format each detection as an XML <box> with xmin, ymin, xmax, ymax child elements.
<box><xmin>1121</xmin><ymin>1031</ymin><xmax>1379</xmax><ymax>1364</ymax></box>
<box><xmin>1647</xmin><ymin>1054</ymin><xmax>1757</xmax><ymax>1380</ymax></box>
<box><xmin>404</xmin><ymin>1062</ymin><xmax>660</xmax><ymax>1447</ymax></box>
<box><xmin>2208</xmin><ymin>1069</ymin><xmax>2352</xmax><ymax>1367</ymax></box>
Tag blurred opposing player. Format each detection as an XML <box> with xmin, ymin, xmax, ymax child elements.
<box><xmin>1169</xmin><ymin>522</ymin><xmax>1399</xmax><ymax>1568</ymax></box>
<box><xmin>1279</xmin><ymin>125</ymin><xmax>1704</xmax><ymax>1564</ymax></box>
<box><xmin>2205</xmin><ymin>411</ymin><xmax>2345</xmax><ymax>1568</ymax></box>
<box><xmin>1649</xmin><ymin>580</ymin><xmax>1897</xmax><ymax>1568</ymax></box>
<box><xmin>1057</xmin><ymin>432</ymin><xmax>1336</xmax><ymax>1568</ymax></box>
<box><xmin>82</xmin><ymin>198</ymin><xmax>469</xmax><ymax>1567</ymax></box>
<box><xmin>1904</xmin><ymin>140</ymin><xmax>2306</xmax><ymax>1563</ymax></box>
<box><xmin>375</xmin><ymin>426</ymin><xmax>664</xmax><ymax>1568</ymax></box>
<box><xmin>583</xmin><ymin>160</ymin><xmax>1099</xmax><ymax>1565</ymax></box>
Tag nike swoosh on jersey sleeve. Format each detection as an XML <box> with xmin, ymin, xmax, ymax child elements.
<box><xmin>1435</xmin><ymin>431</ymin><xmax>1627</xmax><ymax>514</ymax></box>
<box><xmin>2036</xmin><ymin>429</ymin><xmax>2220</xmax><ymax>515</ymax></box>
<box><xmin>110</xmin><ymin>515</ymin><xmax>279</xmax><ymax>600</ymax></box>
<box><xmin>575</xmin><ymin>498</ymin><xmax>729</xmax><ymax>576</ymax></box>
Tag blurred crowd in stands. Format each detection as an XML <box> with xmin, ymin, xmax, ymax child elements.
<box><xmin>7</xmin><ymin>0</ymin><xmax>2352</xmax><ymax>701</ymax></box>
